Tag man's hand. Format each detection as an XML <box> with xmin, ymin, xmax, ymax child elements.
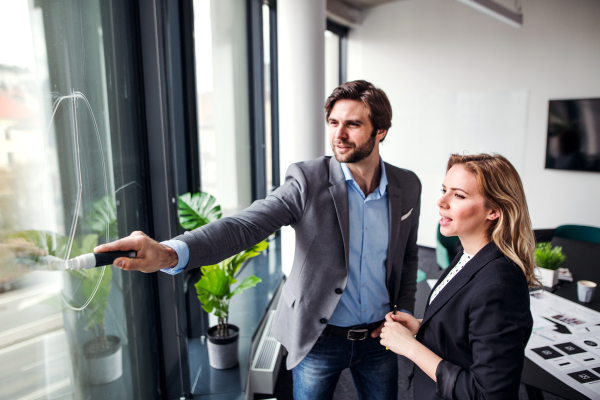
<box><xmin>94</xmin><ymin>231</ymin><xmax>178</xmax><ymax>273</ymax></box>
<box><xmin>388</xmin><ymin>311</ymin><xmax>422</xmax><ymax>336</ymax></box>
<box><xmin>371</xmin><ymin>322</ymin><xmax>385</xmax><ymax>338</ymax></box>
<box><xmin>2</xmin><ymin>238</ymin><xmax>48</xmax><ymax>257</ymax></box>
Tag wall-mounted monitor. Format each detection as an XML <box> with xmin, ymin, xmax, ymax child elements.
<box><xmin>546</xmin><ymin>98</ymin><xmax>600</xmax><ymax>172</ymax></box>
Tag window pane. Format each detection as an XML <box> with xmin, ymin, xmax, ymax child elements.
<box><xmin>195</xmin><ymin>0</ymin><xmax>252</xmax><ymax>217</ymax></box>
<box><xmin>263</xmin><ymin>3</ymin><xmax>273</xmax><ymax>192</ymax></box>
<box><xmin>0</xmin><ymin>0</ymin><xmax>159</xmax><ymax>398</ymax></box>
<box><xmin>324</xmin><ymin>30</ymin><xmax>340</xmax><ymax>156</ymax></box>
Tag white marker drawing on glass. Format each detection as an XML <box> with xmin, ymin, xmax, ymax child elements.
<box><xmin>44</xmin><ymin>91</ymin><xmax>110</xmax><ymax>311</ymax></box>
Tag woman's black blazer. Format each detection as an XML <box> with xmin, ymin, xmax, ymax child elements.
<box><xmin>414</xmin><ymin>241</ymin><xmax>533</xmax><ymax>400</ymax></box>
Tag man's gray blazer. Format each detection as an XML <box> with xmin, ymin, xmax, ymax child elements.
<box><xmin>175</xmin><ymin>156</ymin><xmax>421</xmax><ymax>369</ymax></box>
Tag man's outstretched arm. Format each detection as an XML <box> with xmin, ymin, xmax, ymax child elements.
<box><xmin>95</xmin><ymin>163</ymin><xmax>308</xmax><ymax>273</ymax></box>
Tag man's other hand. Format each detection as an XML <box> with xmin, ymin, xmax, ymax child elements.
<box><xmin>94</xmin><ymin>231</ymin><xmax>178</xmax><ymax>273</ymax></box>
<box><xmin>371</xmin><ymin>322</ymin><xmax>385</xmax><ymax>338</ymax></box>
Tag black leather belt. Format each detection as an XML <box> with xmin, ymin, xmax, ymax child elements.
<box><xmin>324</xmin><ymin>319</ymin><xmax>384</xmax><ymax>341</ymax></box>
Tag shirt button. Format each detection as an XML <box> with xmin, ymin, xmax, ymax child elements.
<box><xmin>320</xmin><ymin>318</ymin><xmax>327</xmax><ymax>324</ymax></box>
<box><xmin>335</xmin><ymin>288</ymin><xmax>343</xmax><ymax>294</ymax></box>
<box><xmin>364</xmin><ymin>310</ymin><xmax>367</xmax><ymax>312</ymax></box>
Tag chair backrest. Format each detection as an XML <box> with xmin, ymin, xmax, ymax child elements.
<box><xmin>436</xmin><ymin>223</ymin><xmax>461</xmax><ymax>269</ymax></box>
<box><xmin>555</xmin><ymin>225</ymin><xmax>600</xmax><ymax>245</ymax></box>
<box><xmin>417</xmin><ymin>269</ymin><xmax>427</xmax><ymax>284</ymax></box>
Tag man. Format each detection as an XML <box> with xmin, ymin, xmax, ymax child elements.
<box><xmin>96</xmin><ymin>80</ymin><xmax>421</xmax><ymax>400</ymax></box>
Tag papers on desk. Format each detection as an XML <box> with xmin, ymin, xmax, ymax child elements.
<box><xmin>527</xmin><ymin>290</ymin><xmax>600</xmax><ymax>398</ymax></box>
<box><xmin>559</xmin><ymin>267</ymin><xmax>574</xmax><ymax>282</ymax></box>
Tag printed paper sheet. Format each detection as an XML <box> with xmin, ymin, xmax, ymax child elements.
<box><xmin>527</xmin><ymin>290</ymin><xmax>600</xmax><ymax>398</ymax></box>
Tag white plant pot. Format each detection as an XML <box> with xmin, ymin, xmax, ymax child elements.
<box><xmin>207</xmin><ymin>324</ymin><xmax>239</xmax><ymax>369</ymax></box>
<box><xmin>83</xmin><ymin>335</ymin><xmax>123</xmax><ymax>384</ymax></box>
<box><xmin>535</xmin><ymin>267</ymin><xmax>559</xmax><ymax>288</ymax></box>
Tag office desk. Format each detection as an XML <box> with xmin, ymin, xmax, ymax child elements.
<box><xmin>522</xmin><ymin>237</ymin><xmax>600</xmax><ymax>400</ymax></box>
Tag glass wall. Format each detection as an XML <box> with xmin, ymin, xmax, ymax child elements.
<box><xmin>324</xmin><ymin>22</ymin><xmax>348</xmax><ymax>157</ymax></box>
<box><xmin>324</xmin><ymin>29</ymin><xmax>340</xmax><ymax>157</ymax></box>
<box><xmin>0</xmin><ymin>0</ymin><xmax>160</xmax><ymax>398</ymax></box>
<box><xmin>186</xmin><ymin>1</ymin><xmax>283</xmax><ymax>397</ymax></box>
<box><xmin>194</xmin><ymin>0</ymin><xmax>252</xmax><ymax>217</ymax></box>
<box><xmin>325</xmin><ymin>30</ymin><xmax>341</xmax><ymax>102</ymax></box>
<box><xmin>263</xmin><ymin>3</ymin><xmax>273</xmax><ymax>193</ymax></box>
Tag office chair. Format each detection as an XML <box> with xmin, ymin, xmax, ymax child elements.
<box><xmin>417</xmin><ymin>269</ymin><xmax>427</xmax><ymax>284</ymax></box>
<box><xmin>555</xmin><ymin>225</ymin><xmax>600</xmax><ymax>245</ymax></box>
<box><xmin>436</xmin><ymin>223</ymin><xmax>461</xmax><ymax>269</ymax></box>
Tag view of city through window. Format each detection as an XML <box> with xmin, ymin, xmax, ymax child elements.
<box><xmin>0</xmin><ymin>1</ymin><xmax>158</xmax><ymax>398</ymax></box>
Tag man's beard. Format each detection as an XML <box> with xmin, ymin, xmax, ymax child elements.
<box><xmin>332</xmin><ymin>133</ymin><xmax>377</xmax><ymax>164</ymax></box>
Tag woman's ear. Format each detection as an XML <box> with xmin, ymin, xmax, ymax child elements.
<box><xmin>488</xmin><ymin>209</ymin><xmax>500</xmax><ymax>221</ymax></box>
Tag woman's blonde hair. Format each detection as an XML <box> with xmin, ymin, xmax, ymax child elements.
<box><xmin>447</xmin><ymin>153</ymin><xmax>539</xmax><ymax>287</ymax></box>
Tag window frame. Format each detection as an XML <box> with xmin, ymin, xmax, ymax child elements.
<box><xmin>326</xmin><ymin>19</ymin><xmax>349</xmax><ymax>85</ymax></box>
<box><xmin>248</xmin><ymin>0</ymin><xmax>280</xmax><ymax>200</ymax></box>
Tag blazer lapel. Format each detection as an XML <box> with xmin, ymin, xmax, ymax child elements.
<box><xmin>328</xmin><ymin>157</ymin><xmax>350</xmax><ymax>272</ymax></box>
<box><xmin>386</xmin><ymin>164</ymin><xmax>403</xmax><ymax>281</ymax></box>
<box><xmin>420</xmin><ymin>242</ymin><xmax>503</xmax><ymax>329</ymax></box>
<box><xmin>424</xmin><ymin>253</ymin><xmax>462</xmax><ymax>309</ymax></box>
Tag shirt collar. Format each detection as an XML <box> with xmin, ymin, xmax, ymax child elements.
<box><xmin>340</xmin><ymin>157</ymin><xmax>388</xmax><ymax>197</ymax></box>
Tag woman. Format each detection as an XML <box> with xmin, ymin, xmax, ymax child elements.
<box><xmin>380</xmin><ymin>153</ymin><xmax>535</xmax><ymax>399</ymax></box>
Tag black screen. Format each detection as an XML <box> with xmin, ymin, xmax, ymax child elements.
<box><xmin>546</xmin><ymin>98</ymin><xmax>600</xmax><ymax>172</ymax></box>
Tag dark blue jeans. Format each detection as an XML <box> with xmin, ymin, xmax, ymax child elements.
<box><xmin>292</xmin><ymin>331</ymin><xmax>398</xmax><ymax>400</ymax></box>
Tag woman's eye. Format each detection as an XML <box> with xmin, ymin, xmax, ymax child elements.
<box><xmin>441</xmin><ymin>189</ymin><xmax>446</xmax><ymax>194</ymax></box>
<box><xmin>454</xmin><ymin>193</ymin><xmax>465</xmax><ymax>199</ymax></box>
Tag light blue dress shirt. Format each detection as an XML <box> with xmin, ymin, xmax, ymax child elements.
<box><xmin>160</xmin><ymin>239</ymin><xmax>190</xmax><ymax>275</ymax></box>
<box><xmin>328</xmin><ymin>158</ymin><xmax>391</xmax><ymax>327</ymax></box>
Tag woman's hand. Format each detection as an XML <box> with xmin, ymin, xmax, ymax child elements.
<box><xmin>380</xmin><ymin>313</ymin><xmax>420</xmax><ymax>357</ymax></box>
<box><xmin>388</xmin><ymin>311</ymin><xmax>422</xmax><ymax>335</ymax></box>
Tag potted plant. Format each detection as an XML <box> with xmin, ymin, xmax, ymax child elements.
<box><xmin>71</xmin><ymin>196</ymin><xmax>124</xmax><ymax>384</ymax></box>
<box><xmin>534</xmin><ymin>242</ymin><xmax>566</xmax><ymax>288</ymax></box>
<box><xmin>10</xmin><ymin>228</ymin><xmax>122</xmax><ymax>384</ymax></box>
<box><xmin>64</xmin><ymin>234</ymin><xmax>120</xmax><ymax>384</ymax></box>
<box><xmin>178</xmin><ymin>191</ymin><xmax>267</xmax><ymax>369</ymax></box>
<box><xmin>69</xmin><ymin>255</ymin><xmax>122</xmax><ymax>384</ymax></box>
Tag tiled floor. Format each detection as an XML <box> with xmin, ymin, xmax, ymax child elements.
<box><xmin>255</xmin><ymin>246</ymin><xmax>569</xmax><ymax>400</ymax></box>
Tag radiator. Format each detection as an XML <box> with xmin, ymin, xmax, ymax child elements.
<box><xmin>250</xmin><ymin>310</ymin><xmax>283</xmax><ymax>395</ymax></box>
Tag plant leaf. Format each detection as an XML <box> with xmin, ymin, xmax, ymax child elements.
<box><xmin>535</xmin><ymin>242</ymin><xmax>566</xmax><ymax>270</ymax></box>
<box><xmin>87</xmin><ymin>196</ymin><xmax>118</xmax><ymax>239</ymax></box>
<box><xmin>178</xmin><ymin>192</ymin><xmax>222</xmax><ymax>231</ymax></box>
<box><xmin>195</xmin><ymin>264</ymin><xmax>232</xmax><ymax>298</ymax></box>
<box><xmin>228</xmin><ymin>240</ymin><xmax>269</xmax><ymax>276</ymax></box>
<box><xmin>228</xmin><ymin>275</ymin><xmax>262</xmax><ymax>299</ymax></box>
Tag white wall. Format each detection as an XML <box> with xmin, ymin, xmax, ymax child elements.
<box><xmin>347</xmin><ymin>0</ymin><xmax>600</xmax><ymax>247</ymax></box>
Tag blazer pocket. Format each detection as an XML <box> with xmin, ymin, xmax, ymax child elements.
<box><xmin>282</xmin><ymin>284</ymin><xmax>296</xmax><ymax>308</ymax></box>
<box><xmin>401</xmin><ymin>208</ymin><xmax>413</xmax><ymax>221</ymax></box>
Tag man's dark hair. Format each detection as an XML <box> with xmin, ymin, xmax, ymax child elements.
<box><xmin>324</xmin><ymin>80</ymin><xmax>392</xmax><ymax>142</ymax></box>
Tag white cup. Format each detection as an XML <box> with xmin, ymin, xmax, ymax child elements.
<box><xmin>577</xmin><ymin>280</ymin><xmax>597</xmax><ymax>303</ymax></box>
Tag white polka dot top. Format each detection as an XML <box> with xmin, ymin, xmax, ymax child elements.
<box><xmin>429</xmin><ymin>252</ymin><xmax>473</xmax><ymax>305</ymax></box>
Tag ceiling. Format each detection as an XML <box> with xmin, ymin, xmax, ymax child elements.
<box><xmin>338</xmin><ymin>0</ymin><xmax>403</xmax><ymax>10</ymax></box>
<box><xmin>337</xmin><ymin>0</ymin><xmax>519</xmax><ymax>12</ymax></box>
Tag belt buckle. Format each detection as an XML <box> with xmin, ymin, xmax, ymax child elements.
<box><xmin>347</xmin><ymin>328</ymin><xmax>368</xmax><ymax>341</ymax></box>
